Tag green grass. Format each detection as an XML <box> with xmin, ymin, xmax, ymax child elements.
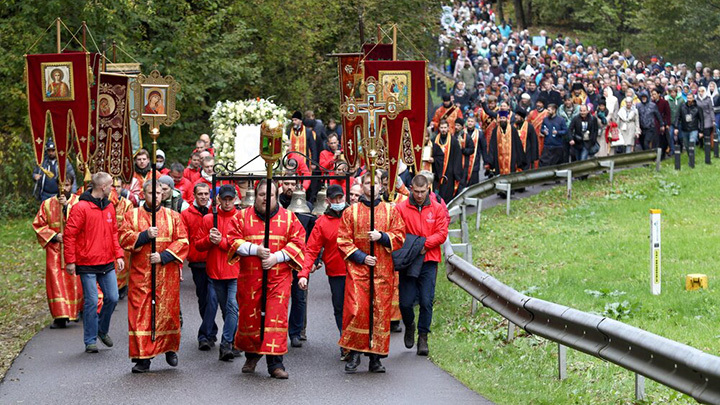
<box><xmin>431</xmin><ymin>157</ymin><xmax>718</xmax><ymax>404</ymax></box>
<box><xmin>0</xmin><ymin>218</ymin><xmax>50</xmax><ymax>381</ymax></box>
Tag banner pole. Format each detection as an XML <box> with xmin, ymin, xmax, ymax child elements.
<box><xmin>56</xmin><ymin>18</ymin><xmax>61</xmax><ymax>54</ymax></box>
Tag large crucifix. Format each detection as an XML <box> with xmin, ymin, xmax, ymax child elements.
<box><xmin>340</xmin><ymin>75</ymin><xmax>398</xmax><ymax>350</ymax></box>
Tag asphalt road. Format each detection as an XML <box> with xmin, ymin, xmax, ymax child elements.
<box><xmin>1</xmin><ymin>261</ymin><xmax>492</xmax><ymax>404</ymax></box>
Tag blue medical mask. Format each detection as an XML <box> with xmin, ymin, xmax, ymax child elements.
<box><xmin>330</xmin><ymin>202</ymin><xmax>346</xmax><ymax>211</ymax></box>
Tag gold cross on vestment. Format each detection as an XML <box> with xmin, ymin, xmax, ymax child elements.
<box><xmin>269</xmin><ymin>314</ymin><xmax>283</xmax><ymax>325</ymax></box>
<box><xmin>272</xmin><ymin>215</ymin><xmax>284</xmax><ymax>229</ymax></box>
<box><xmin>267</xmin><ymin>339</ymin><xmax>281</xmax><ymax>353</ymax></box>
<box><xmin>251</xmin><ymin>289</ymin><xmax>257</xmax><ymax>300</ymax></box>
<box><xmin>249</xmin><ymin>308</ymin><xmax>258</xmax><ymax>319</ymax></box>
<box><xmin>277</xmin><ymin>291</ymin><xmax>287</xmax><ymax>304</ymax></box>
<box><xmin>248</xmin><ymin>214</ymin><xmax>257</xmax><ymax>228</ymax></box>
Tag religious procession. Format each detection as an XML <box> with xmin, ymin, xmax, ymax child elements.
<box><xmin>25</xmin><ymin>18</ymin><xmax>453</xmax><ymax>380</ymax></box>
<box><xmin>10</xmin><ymin>0</ymin><xmax>720</xmax><ymax>401</ymax></box>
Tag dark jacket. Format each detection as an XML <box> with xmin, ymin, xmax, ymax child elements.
<box><xmin>569</xmin><ymin>114</ymin><xmax>599</xmax><ymax>149</ymax></box>
<box><xmin>541</xmin><ymin>114</ymin><xmax>568</xmax><ymax>149</ymax></box>
<box><xmin>636</xmin><ymin>92</ymin><xmax>663</xmax><ymax>130</ymax></box>
<box><xmin>392</xmin><ymin>233</ymin><xmax>426</xmax><ymax>277</ymax></box>
<box><xmin>675</xmin><ymin>102</ymin><xmax>704</xmax><ymax>132</ymax></box>
<box><xmin>33</xmin><ymin>160</ymin><xmax>76</xmax><ymax>202</ymax></box>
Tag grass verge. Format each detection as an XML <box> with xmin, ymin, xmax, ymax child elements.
<box><xmin>0</xmin><ymin>218</ymin><xmax>50</xmax><ymax>382</ymax></box>
<box><xmin>431</xmin><ymin>157</ymin><xmax>717</xmax><ymax>404</ymax></box>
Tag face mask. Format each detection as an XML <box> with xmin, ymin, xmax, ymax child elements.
<box><xmin>330</xmin><ymin>202</ymin><xmax>346</xmax><ymax>211</ymax></box>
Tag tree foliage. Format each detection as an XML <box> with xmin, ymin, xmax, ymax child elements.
<box><xmin>0</xmin><ymin>0</ymin><xmax>438</xmax><ymax>198</ymax></box>
<box><xmin>528</xmin><ymin>0</ymin><xmax>719</xmax><ymax>63</ymax></box>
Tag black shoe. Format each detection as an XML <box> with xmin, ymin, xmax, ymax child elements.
<box><xmin>299</xmin><ymin>331</ymin><xmax>307</xmax><ymax>341</ymax></box>
<box><xmin>417</xmin><ymin>333</ymin><xmax>429</xmax><ymax>356</ymax></box>
<box><xmin>219</xmin><ymin>343</ymin><xmax>234</xmax><ymax>362</ymax></box>
<box><xmin>390</xmin><ymin>321</ymin><xmax>402</xmax><ymax>333</ymax></box>
<box><xmin>290</xmin><ymin>336</ymin><xmax>302</xmax><ymax>348</ymax></box>
<box><xmin>85</xmin><ymin>344</ymin><xmax>98</xmax><ymax>353</ymax></box>
<box><xmin>118</xmin><ymin>286</ymin><xmax>127</xmax><ymax>300</ymax></box>
<box><xmin>340</xmin><ymin>348</ymin><xmax>351</xmax><ymax>361</ymax></box>
<box><xmin>369</xmin><ymin>355</ymin><xmax>386</xmax><ymax>373</ymax></box>
<box><xmin>98</xmin><ymin>333</ymin><xmax>114</xmax><ymax>347</ymax></box>
<box><xmin>131</xmin><ymin>359</ymin><xmax>151</xmax><ymax>373</ymax></box>
<box><xmin>232</xmin><ymin>348</ymin><xmax>242</xmax><ymax>358</ymax></box>
<box><xmin>165</xmin><ymin>351</ymin><xmax>178</xmax><ymax>367</ymax></box>
<box><xmin>344</xmin><ymin>351</ymin><xmax>361</xmax><ymax>373</ymax></box>
<box><xmin>198</xmin><ymin>340</ymin><xmax>211</xmax><ymax>351</ymax></box>
<box><xmin>50</xmin><ymin>318</ymin><xmax>68</xmax><ymax>329</ymax></box>
<box><xmin>404</xmin><ymin>322</ymin><xmax>415</xmax><ymax>349</ymax></box>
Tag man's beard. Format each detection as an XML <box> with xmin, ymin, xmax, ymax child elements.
<box><xmin>500</xmin><ymin>121</ymin><xmax>508</xmax><ymax>130</ymax></box>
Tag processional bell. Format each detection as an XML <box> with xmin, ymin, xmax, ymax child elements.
<box><xmin>288</xmin><ymin>184</ymin><xmax>311</xmax><ymax>214</ymax></box>
<box><xmin>241</xmin><ymin>189</ymin><xmax>255</xmax><ymax>208</ymax></box>
<box><xmin>312</xmin><ymin>185</ymin><xmax>329</xmax><ymax>216</ymax></box>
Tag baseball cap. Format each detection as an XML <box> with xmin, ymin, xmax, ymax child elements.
<box><xmin>218</xmin><ymin>184</ymin><xmax>236</xmax><ymax>199</ymax></box>
<box><xmin>326</xmin><ymin>184</ymin><xmax>344</xmax><ymax>199</ymax></box>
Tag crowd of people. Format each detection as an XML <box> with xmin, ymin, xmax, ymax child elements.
<box><xmin>429</xmin><ymin>0</ymin><xmax>720</xmax><ymax>202</ymax></box>
<box><xmin>28</xmin><ymin>0</ymin><xmax>720</xmax><ymax>380</ymax></box>
<box><xmin>31</xmin><ymin>114</ymin><xmax>449</xmax><ymax>377</ymax></box>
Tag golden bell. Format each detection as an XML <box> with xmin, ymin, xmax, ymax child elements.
<box><xmin>241</xmin><ymin>189</ymin><xmax>255</xmax><ymax>208</ymax></box>
<box><xmin>312</xmin><ymin>185</ymin><xmax>329</xmax><ymax>216</ymax></box>
<box><xmin>288</xmin><ymin>188</ymin><xmax>311</xmax><ymax>214</ymax></box>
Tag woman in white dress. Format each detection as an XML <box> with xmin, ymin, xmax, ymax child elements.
<box><xmin>616</xmin><ymin>96</ymin><xmax>641</xmax><ymax>153</ymax></box>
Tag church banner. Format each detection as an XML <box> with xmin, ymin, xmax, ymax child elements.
<box><xmin>362</xmin><ymin>43</ymin><xmax>394</xmax><ymax>61</ymax></box>
<box><xmin>95</xmin><ymin>72</ymin><xmax>132</xmax><ymax>182</ymax></box>
<box><xmin>26</xmin><ymin>52</ymin><xmax>92</xmax><ymax>184</ymax></box>
<box><xmin>337</xmin><ymin>53</ymin><xmax>364</xmax><ymax>168</ymax></box>
<box><xmin>363</xmin><ymin>60</ymin><xmax>427</xmax><ymax>195</ymax></box>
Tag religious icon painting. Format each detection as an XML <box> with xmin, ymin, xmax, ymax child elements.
<box><xmin>41</xmin><ymin>62</ymin><xmax>74</xmax><ymax>102</ymax></box>
<box><xmin>98</xmin><ymin>94</ymin><xmax>116</xmax><ymax>118</ymax></box>
<box><xmin>141</xmin><ymin>85</ymin><xmax>168</xmax><ymax>117</ymax></box>
<box><xmin>378</xmin><ymin>70</ymin><xmax>411</xmax><ymax>111</ymax></box>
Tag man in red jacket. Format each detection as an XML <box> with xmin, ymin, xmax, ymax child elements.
<box><xmin>170</xmin><ymin>163</ymin><xmax>194</xmax><ymax>203</ymax></box>
<box><xmin>64</xmin><ymin>172</ymin><xmax>125</xmax><ymax>353</ymax></box>
<box><xmin>395</xmin><ymin>174</ymin><xmax>449</xmax><ymax>356</ymax></box>
<box><xmin>197</xmin><ymin>184</ymin><xmax>240</xmax><ymax>362</ymax></box>
<box><xmin>180</xmin><ymin>182</ymin><xmax>218</xmax><ymax>351</ymax></box>
<box><xmin>184</xmin><ymin>152</ymin><xmax>203</xmax><ymax>183</ymax></box>
<box><xmin>298</xmin><ymin>185</ymin><xmax>348</xmax><ymax>348</ymax></box>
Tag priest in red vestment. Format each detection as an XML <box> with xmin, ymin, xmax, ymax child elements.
<box><xmin>227</xmin><ymin>179</ymin><xmax>305</xmax><ymax>379</ymax></box>
<box><xmin>431</xmin><ymin>94</ymin><xmax>463</xmax><ymax>134</ymax></box>
<box><xmin>487</xmin><ymin>110</ymin><xmax>528</xmax><ymax>176</ymax></box>
<box><xmin>119</xmin><ymin>180</ymin><xmax>189</xmax><ymax>373</ymax></box>
<box><xmin>527</xmin><ymin>99</ymin><xmax>549</xmax><ymax>166</ymax></box>
<box><xmin>337</xmin><ymin>172</ymin><xmax>406</xmax><ymax>374</ymax></box>
<box><xmin>32</xmin><ymin>176</ymin><xmax>83</xmax><ymax>328</ymax></box>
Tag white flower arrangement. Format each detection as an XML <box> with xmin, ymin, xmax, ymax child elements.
<box><xmin>210</xmin><ymin>98</ymin><xmax>289</xmax><ymax>164</ymax></box>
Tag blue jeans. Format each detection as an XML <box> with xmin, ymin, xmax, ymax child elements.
<box><xmin>211</xmin><ymin>278</ymin><xmax>238</xmax><ymax>346</ymax></box>
<box><xmin>399</xmin><ymin>262</ymin><xmax>438</xmax><ymax>334</ymax></box>
<box><xmin>80</xmin><ymin>270</ymin><xmax>119</xmax><ymax>345</ymax></box>
<box><xmin>288</xmin><ymin>270</ymin><xmax>306</xmax><ymax>339</ymax></box>
<box><xmin>680</xmin><ymin>130</ymin><xmax>699</xmax><ymax>152</ymax></box>
<box><xmin>328</xmin><ymin>276</ymin><xmax>346</xmax><ymax>333</ymax></box>
<box><xmin>190</xmin><ymin>264</ymin><xmax>218</xmax><ymax>343</ymax></box>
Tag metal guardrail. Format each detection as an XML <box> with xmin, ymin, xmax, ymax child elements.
<box><xmin>442</xmin><ymin>149</ymin><xmax>720</xmax><ymax>404</ymax></box>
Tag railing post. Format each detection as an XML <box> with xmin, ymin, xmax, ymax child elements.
<box><xmin>635</xmin><ymin>373</ymin><xmax>645</xmax><ymax>401</ymax></box>
<box><xmin>476</xmin><ymin>198</ymin><xmax>482</xmax><ymax>230</ymax></box>
<box><xmin>507</xmin><ymin>320</ymin><xmax>515</xmax><ymax>342</ymax></box>
<box><xmin>496</xmin><ymin>183</ymin><xmax>511</xmax><ymax>215</ymax></box>
<box><xmin>555</xmin><ymin>169</ymin><xmax>572</xmax><ymax>200</ymax></box>
<box><xmin>558</xmin><ymin>343</ymin><xmax>567</xmax><ymax>380</ymax></box>
<box><xmin>600</xmin><ymin>160</ymin><xmax>615</xmax><ymax>188</ymax></box>
<box><xmin>656</xmin><ymin>148</ymin><xmax>662</xmax><ymax>171</ymax></box>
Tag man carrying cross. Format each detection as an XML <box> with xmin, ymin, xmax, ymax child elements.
<box><xmin>227</xmin><ymin>179</ymin><xmax>305</xmax><ymax>379</ymax></box>
<box><xmin>337</xmin><ymin>172</ymin><xmax>405</xmax><ymax>373</ymax></box>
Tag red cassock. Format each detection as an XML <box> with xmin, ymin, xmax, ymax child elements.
<box><xmin>227</xmin><ymin>207</ymin><xmax>305</xmax><ymax>356</ymax></box>
<box><xmin>337</xmin><ymin>202</ymin><xmax>405</xmax><ymax>355</ymax></box>
<box><xmin>32</xmin><ymin>195</ymin><xmax>83</xmax><ymax>320</ymax></box>
<box><xmin>110</xmin><ymin>189</ymin><xmax>134</xmax><ymax>290</ymax></box>
<box><xmin>119</xmin><ymin>207</ymin><xmax>189</xmax><ymax>359</ymax></box>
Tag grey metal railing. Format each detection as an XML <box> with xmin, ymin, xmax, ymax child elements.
<box><xmin>443</xmin><ymin>149</ymin><xmax>720</xmax><ymax>404</ymax></box>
